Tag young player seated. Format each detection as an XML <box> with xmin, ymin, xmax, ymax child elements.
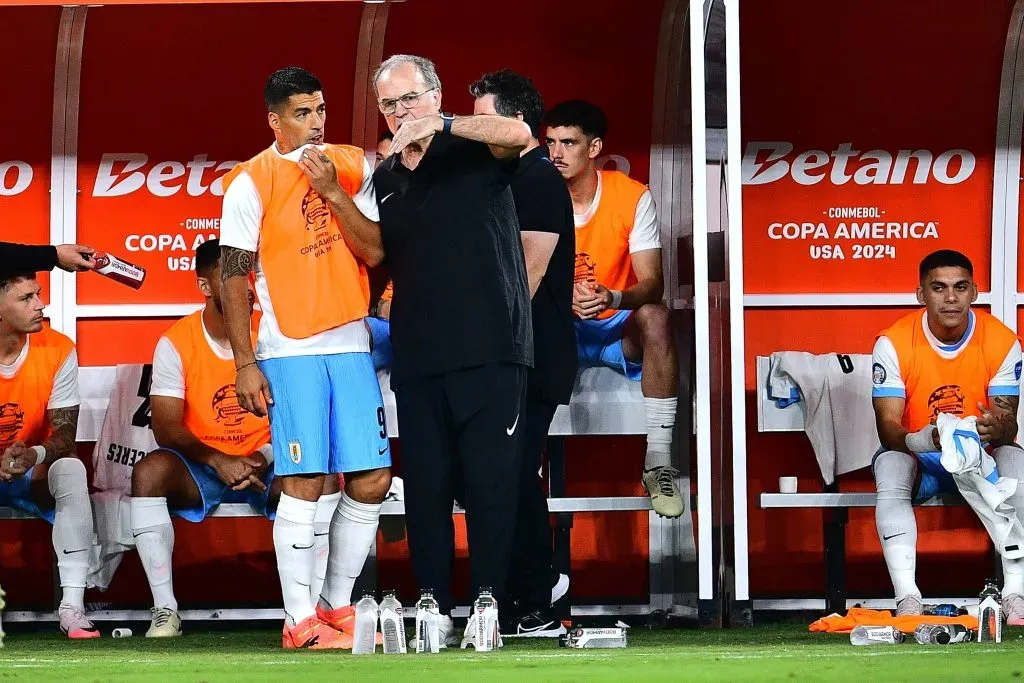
<box><xmin>130</xmin><ymin>240</ymin><xmax>342</xmax><ymax>638</ymax></box>
<box><xmin>0</xmin><ymin>269</ymin><xmax>98</xmax><ymax>639</ymax></box>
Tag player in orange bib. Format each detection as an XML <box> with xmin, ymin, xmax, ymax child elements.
<box><xmin>0</xmin><ymin>269</ymin><xmax>98</xmax><ymax>639</ymax></box>
<box><xmin>544</xmin><ymin>100</ymin><xmax>683</xmax><ymax>518</ymax></box>
<box><xmin>871</xmin><ymin>250</ymin><xmax>1024</xmax><ymax>624</ymax></box>
<box><xmin>219</xmin><ymin>68</ymin><xmax>392</xmax><ymax>650</ymax></box>
<box><xmin>128</xmin><ymin>240</ymin><xmax>343</xmax><ymax>639</ymax></box>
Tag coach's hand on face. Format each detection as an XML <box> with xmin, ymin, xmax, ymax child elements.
<box><xmin>209</xmin><ymin>452</ymin><xmax>267</xmax><ymax>492</ymax></box>
<box><xmin>573</xmin><ymin>281</ymin><xmax>612</xmax><ymax>320</ymax></box>
<box><xmin>236</xmin><ymin>364</ymin><xmax>273</xmax><ymax>418</ymax></box>
<box><xmin>297</xmin><ymin>148</ymin><xmax>342</xmax><ymax>201</ymax></box>
<box><xmin>389</xmin><ymin>116</ymin><xmax>441</xmax><ymax>156</ymax></box>
<box><xmin>0</xmin><ymin>441</ymin><xmax>34</xmax><ymax>482</ymax></box>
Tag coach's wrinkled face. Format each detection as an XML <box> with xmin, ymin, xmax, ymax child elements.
<box><xmin>0</xmin><ymin>276</ymin><xmax>44</xmax><ymax>334</ymax></box>
<box><xmin>917</xmin><ymin>266</ymin><xmax>977</xmax><ymax>332</ymax></box>
<box><xmin>375</xmin><ymin>62</ymin><xmax>441</xmax><ymax>134</ymax></box>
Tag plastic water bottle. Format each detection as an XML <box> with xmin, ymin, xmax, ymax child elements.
<box><xmin>352</xmin><ymin>593</ymin><xmax>380</xmax><ymax>655</ymax></box>
<box><xmin>414</xmin><ymin>590</ymin><xmax>440</xmax><ymax>654</ymax></box>
<box><xmin>978</xmin><ymin>579</ymin><xmax>1002</xmax><ymax>644</ymax></box>
<box><xmin>914</xmin><ymin>623</ymin><xmax>972</xmax><ymax>644</ymax></box>
<box><xmin>379</xmin><ymin>590</ymin><xmax>407</xmax><ymax>654</ymax></box>
<box><xmin>850</xmin><ymin>625</ymin><xmax>904</xmax><ymax>646</ymax></box>
<box><xmin>471</xmin><ymin>588</ymin><xmax>500</xmax><ymax>652</ymax></box>
<box><xmin>924</xmin><ymin>603</ymin><xmax>961</xmax><ymax>617</ymax></box>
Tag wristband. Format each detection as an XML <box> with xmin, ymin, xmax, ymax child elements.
<box><xmin>258</xmin><ymin>443</ymin><xmax>275</xmax><ymax>466</ymax></box>
<box><xmin>32</xmin><ymin>445</ymin><xmax>46</xmax><ymax>465</ymax></box>
<box><xmin>609</xmin><ymin>290</ymin><xmax>623</xmax><ymax>309</ymax></box>
<box><xmin>236</xmin><ymin>361</ymin><xmax>257</xmax><ymax>372</ymax></box>
<box><xmin>905</xmin><ymin>425</ymin><xmax>937</xmax><ymax>454</ymax></box>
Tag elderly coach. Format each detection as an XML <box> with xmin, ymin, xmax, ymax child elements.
<box><xmin>370</xmin><ymin>54</ymin><xmax>533</xmax><ymax>643</ymax></box>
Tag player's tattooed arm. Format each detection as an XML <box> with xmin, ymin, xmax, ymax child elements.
<box><xmin>41</xmin><ymin>405</ymin><xmax>80</xmax><ymax>462</ymax></box>
<box><xmin>989</xmin><ymin>395</ymin><xmax>1019</xmax><ymax>446</ymax></box>
<box><xmin>220</xmin><ymin>246</ymin><xmax>255</xmax><ymax>280</ymax></box>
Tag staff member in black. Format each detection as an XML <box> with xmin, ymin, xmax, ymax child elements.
<box><xmin>370</xmin><ymin>54</ymin><xmax>533</xmax><ymax>645</ymax></box>
<box><xmin>471</xmin><ymin>70</ymin><xmax>576</xmax><ymax>638</ymax></box>
<box><xmin>0</xmin><ymin>242</ymin><xmax>96</xmax><ymax>272</ymax></box>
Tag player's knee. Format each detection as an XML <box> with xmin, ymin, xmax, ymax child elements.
<box><xmin>345</xmin><ymin>467</ymin><xmax>391</xmax><ymax>504</ymax></box>
<box><xmin>873</xmin><ymin>450</ymin><xmax>915</xmax><ymax>494</ymax></box>
<box><xmin>46</xmin><ymin>457</ymin><xmax>87</xmax><ymax>494</ymax></box>
<box><xmin>635</xmin><ymin>303</ymin><xmax>672</xmax><ymax>348</ymax></box>
<box><xmin>132</xmin><ymin>450</ymin><xmax>176</xmax><ymax>498</ymax></box>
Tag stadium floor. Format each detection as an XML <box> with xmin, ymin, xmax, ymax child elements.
<box><xmin>1</xmin><ymin>622</ymin><xmax>1022</xmax><ymax>681</ymax></box>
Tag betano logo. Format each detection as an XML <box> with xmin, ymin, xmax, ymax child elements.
<box><xmin>742</xmin><ymin>142</ymin><xmax>976</xmax><ymax>186</ymax></box>
<box><xmin>93</xmin><ymin>154</ymin><xmax>239</xmax><ymax>197</ymax></box>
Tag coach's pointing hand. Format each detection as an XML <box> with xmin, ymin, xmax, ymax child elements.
<box><xmin>236</xmin><ymin>364</ymin><xmax>273</xmax><ymax>418</ymax></box>
<box><xmin>298</xmin><ymin>147</ymin><xmax>342</xmax><ymax>200</ymax></box>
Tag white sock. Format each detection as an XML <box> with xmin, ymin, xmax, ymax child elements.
<box><xmin>274</xmin><ymin>494</ymin><xmax>318</xmax><ymax>626</ymax></box>
<box><xmin>48</xmin><ymin>458</ymin><xmax>93</xmax><ymax>610</ymax></box>
<box><xmin>319</xmin><ymin>492</ymin><xmax>382</xmax><ymax>611</ymax></box>
<box><xmin>873</xmin><ymin>451</ymin><xmax>920</xmax><ymax>601</ymax></box>
<box><xmin>644</xmin><ymin>397</ymin><xmax>677</xmax><ymax>470</ymax></box>
<box><xmin>131</xmin><ymin>496</ymin><xmax>178</xmax><ymax>611</ymax></box>
<box><xmin>311</xmin><ymin>491</ymin><xmax>342</xmax><ymax>604</ymax></box>
<box><xmin>994</xmin><ymin>446</ymin><xmax>1024</xmax><ymax>596</ymax></box>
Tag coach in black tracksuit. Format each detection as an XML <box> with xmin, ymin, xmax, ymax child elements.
<box><xmin>470</xmin><ymin>70</ymin><xmax>577</xmax><ymax>637</ymax></box>
<box><xmin>372</xmin><ymin>55</ymin><xmax>534</xmax><ymax>621</ymax></box>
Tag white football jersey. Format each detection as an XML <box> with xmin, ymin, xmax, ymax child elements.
<box><xmin>90</xmin><ymin>364</ymin><xmax>159</xmax><ymax>493</ymax></box>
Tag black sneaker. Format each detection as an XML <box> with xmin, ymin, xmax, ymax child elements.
<box><xmin>501</xmin><ymin>607</ymin><xmax>567</xmax><ymax>638</ymax></box>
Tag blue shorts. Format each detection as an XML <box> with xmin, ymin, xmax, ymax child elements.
<box><xmin>575</xmin><ymin>310</ymin><xmax>642</xmax><ymax>381</ymax></box>
<box><xmin>259</xmin><ymin>352</ymin><xmax>392</xmax><ymax>476</ymax></box>
<box><xmin>163</xmin><ymin>449</ymin><xmax>276</xmax><ymax>522</ymax></box>
<box><xmin>0</xmin><ymin>465</ymin><xmax>54</xmax><ymax>524</ymax></box>
<box><xmin>873</xmin><ymin>449</ymin><xmax>1001</xmax><ymax>503</ymax></box>
<box><xmin>366</xmin><ymin>317</ymin><xmax>393</xmax><ymax>371</ymax></box>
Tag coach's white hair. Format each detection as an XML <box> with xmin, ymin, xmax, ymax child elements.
<box><xmin>373</xmin><ymin>54</ymin><xmax>442</xmax><ymax>96</ymax></box>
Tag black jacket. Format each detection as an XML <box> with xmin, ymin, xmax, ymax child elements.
<box><xmin>0</xmin><ymin>242</ymin><xmax>58</xmax><ymax>273</ymax></box>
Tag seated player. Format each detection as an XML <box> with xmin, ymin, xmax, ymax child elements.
<box><xmin>374</xmin><ymin>131</ymin><xmax>394</xmax><ymax>168</ymax></box>
<box><xmin>367</xmin><ymin>281</ymin><xmax>393</xmax><ymax>370</ymax></box>
<box><xmin>130</xmin><ymin>240</ymin><xmax>342</xmax><ymax>638</ymax></box>
<box><xmin>872</xmin><ymin>249</ymin><xmax>1024</xmax><ymax>623</ymax></box>
<box><xmin>544</xmin><ymin>100</ymin><xmax>683</xmax><ymax>518</ymax></box>
<box><xmin>0</xmin><ymin>269</ymin><xmax>98</xmax><ymax>639</ymax></box>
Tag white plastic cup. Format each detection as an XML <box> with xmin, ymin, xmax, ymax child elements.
<box><xmin>112</xmin><ymin>628</ymin><xmax>133</xmax><ymax>638</ymax></box>
<box><xmin>779</xmin><ymin>477</ymin><xmax>798</xmax><ymax>494</ymax></box>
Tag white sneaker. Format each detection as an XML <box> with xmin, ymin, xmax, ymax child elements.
<box><xmin>896</xmin><ymin>594</ymin><xmax>923</xmax><ymax>617</ymax></box>
<box><xmin>551</xmin><ymin>573</ymin><xmax>570</xmax><ymax>605</ymax></box>
<box><xmin>1003</xmin><ymin>593</ymin><xmax>1024</xmax><ymax>626</ymax></box>
<box><xmin>642</xmin><ymin>466</ymin><xmax>684</xmax><ymax>518</ymax></box>
<box><xmin>410</xmin><ymin>614</ymin><xmax>457</xmax><ymax>650</ymax></box>
<box><xmin>146</xmin><ymin>607</ymin><xmax>182</xmax><ymax>638</ymax></box>
<box><xmin>59</xmin><ymin>604</ymin><xmax>100</xmax><ymax>639</ymax></box>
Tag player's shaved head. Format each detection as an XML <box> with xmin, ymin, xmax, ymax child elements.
<box><xmin>195</xmin><ymin>238</ymin><xmax>221</xmax><ymax>278</ymax></box>
<box><xmin>919</xmin><ymin>249</ymin><xmax>973</xmax><ymax>283</ymax></box>
<box><xmin>265</xmin><ymin>67</ymin><xmax>323</xmax><ymax>112</ymax></box>
<box><xmin>0</xmin><ymin>270</ymin><xmax>36</xmax><ymax>292</ymax></box>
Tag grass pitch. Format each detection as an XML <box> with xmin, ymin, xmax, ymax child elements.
<box><xmin>1</xmin><ymin>622</ymin><xmax>1023</xmax><ymax>681</ymax></box>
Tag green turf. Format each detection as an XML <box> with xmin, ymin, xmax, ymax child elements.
<box><xmin>1</xmin><ymin>623</ymin><xmax>1023</xmax><ymax>682</ymax></box>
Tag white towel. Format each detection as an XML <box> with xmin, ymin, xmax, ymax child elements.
<box><xmin>767</xmin><ymin>351</ymin><xmax>880</xmax><ymax>484</ymax></box>
<box><xmin>936</xmin><ymin>413</ymin><xmax>1024</xmax><ymax>559</ymax></box>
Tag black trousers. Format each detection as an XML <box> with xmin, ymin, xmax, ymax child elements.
<box><xmin>395</xmin><ymin>362</ymin><xmax>526</xmax><ymax>613</ymax></box>
<box><xmin>505</xmin><ymin>398</ymin><xmax>558</xmax><ymax>611</ymax></box>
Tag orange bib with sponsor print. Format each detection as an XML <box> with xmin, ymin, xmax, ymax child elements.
<box><xmin>162</xmin><ymin>311</ymin><xmax>270</xmax><ymax>457</ymax></box>
<box><xmin>881</xmin><ymin>310</ymin><xmax>1019</xmax><ymax>432</ymax></box>
<box><xmin>0</xmin><ymin>327</ymin><xmax>74</xmax><ymax>450</ymax></box>
<box><xmin>222</xmin><ymin>144</ymin><xmax>371</xmax><ymax>339</ymax></box>
<box><xmin>574</xmin><ymin>170</ymin><xmax>649</xmax><ymax>320</ymax></box>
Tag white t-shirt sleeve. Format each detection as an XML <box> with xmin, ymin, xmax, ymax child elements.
<box><xmin>989</xmin><ymin>340</ymin><xmax>1023</xmax><ymax>396</ymax></box>
<box><xmin>150</xmin><ymin>337</ymin><xmax>186</xmax><ymax>399</ymax></box>
<box><xmin>352</xmin><ymin>157</ymin><xmax>379</xmax><ymax>222</ymax></box>
<box><xmin>219</xmin><ymin>171</ymin><xmax>262</xmax><ymax>252</ymax></box>
<box><xmin>628</xmin><ymin>189</ymin><xmax>661</xmax><ymax>254</ymax></box>
<box><xmin>871</xmin><ymin>336</ymin><xmax>905</xmax><ymax>399</ymax></box>
<box><xmin>47</xmin><ymin>349</ymin><xmax>80</xmax><ymax>410</ymax></box>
